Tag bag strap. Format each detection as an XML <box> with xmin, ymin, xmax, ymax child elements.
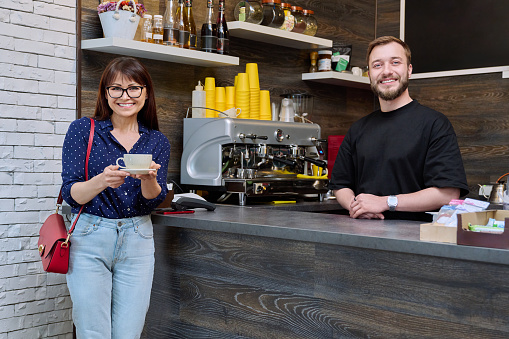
<box><xmin>84</xmin><ymin>118</ymin><xmax>95</xmax><ymax>182</ymax></box>
<box><xmin>60</xmin><ymin>118</ymin><xmax>95</xmax><ymax>240</ymax></box>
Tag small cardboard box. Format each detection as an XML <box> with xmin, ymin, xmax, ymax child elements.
<box><xmin>420</xmin><ymin>222</ymin><xmax>457</xmax><ymax>244</ymax></box>
<box><xmin>456</xmin><ymin>210</ymin><xmax>509</xmax><ymax>249</ymax></box>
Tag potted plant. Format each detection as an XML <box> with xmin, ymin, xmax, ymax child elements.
<box><xmin>97</xmin><ymin>1</ymin><xmax>147</xmax><ymax>40</ymax></box>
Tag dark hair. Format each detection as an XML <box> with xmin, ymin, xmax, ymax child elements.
<box><xmin>93</xmin><ymin>57</ymin><xmax>159</xmax><ymax>131</ymax></box>
<box><xmin>366</xmin><ymin>36</ymin><xmax>411</xmax><ymax>67</ymax></box>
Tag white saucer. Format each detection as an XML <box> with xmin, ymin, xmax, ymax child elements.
<box><xmin>120</xmin><ymin>168</ymin><xmax>156</xmax><ymax>175</ymax></box>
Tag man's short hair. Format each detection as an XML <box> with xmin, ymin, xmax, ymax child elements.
<box><xmin>366</xmin><ymin>36</ymin><xmax>412</xmax><ymax>66</ymax></box>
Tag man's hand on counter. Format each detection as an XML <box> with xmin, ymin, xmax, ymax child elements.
<box><xmin>349</xmin><ymin>193</ymin><xmax>386</xmax><ymax>219</ymax></box>
<box><xmin>333</xmin><ymin>188</ymin><xmax>385</xmax><ymax>219</ymax></box>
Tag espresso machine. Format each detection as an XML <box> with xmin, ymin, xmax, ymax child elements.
<box><xmin>180</xmin><ymin>118</ymin><xmax>328</xmax><ymax>205</ymax></box>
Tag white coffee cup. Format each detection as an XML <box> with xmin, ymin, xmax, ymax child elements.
<box><xmin>220</xmin><ymin>107</ymin><xmax>241</xmax><ymax>118</ymax></box>
<box><xmin>352</xmin><ymin>66</ymin><xmax>362</xmax><ymax>76</ymax></box>
<box><xmin>279</xmin><ymin>98</ymin><xmax>295</xmax><ymax>122</ymax></box>
<box><xmin>116</xmin><ymin>154</ymin><xmax>152</xmax><ymax>169</ymax></box>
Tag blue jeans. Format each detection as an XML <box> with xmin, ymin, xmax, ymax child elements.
<box><xmin>66</xmin><ymin>213</ymin><xmax>155</xmax><ymax>339</ymax></box>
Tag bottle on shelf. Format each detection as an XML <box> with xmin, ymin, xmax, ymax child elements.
<box><xmin>176</xmin><ymin>0</ymin><xmax>190</xmax><ymax>48</ymax></box>
<box><xmin>201</xmin><ymin>0</ymin><xmax>217</xmax><ymax>53</ymax></box>
<box><xmin>153</xmin><ymin>15</ymin><xmax>164</xmax><ymax>44</ymax></box>
<box><xmin>234</xmin><ymin>0</ymin><xmax>263</xmax><ymax>24</ymax></box>
<box><xmin>185</xmin><ymin>0</ymin><xmax>197</xmax><ymax>50</ymax></box>
<box><xmin>302</xmin><ymin>9</ymin><xmax>317</xmax><ymax>36</ymax></box>
<box><xmin>140</xmin><ymin>14</ymin><xmax>153</xmax><ymax>43</ymax></box>
<box><xmin>309</xmin><ymin>51</ymin><xmax>318</xmax><ymax>73</ymax></box>
<box><xmin>163</xmin><ymin>0</ymin><xmax>179</xmax><ymax>46</ymax></box>
<box><xmin>216</xmin><ymin>0</ymin><xmax>229</xmax><ymax>55</ymax></box>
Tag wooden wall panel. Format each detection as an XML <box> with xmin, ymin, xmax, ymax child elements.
<box><xmin>376</xmin><ymin>0</ymin><xmax>400</xmax><ymax>38</ymax></box>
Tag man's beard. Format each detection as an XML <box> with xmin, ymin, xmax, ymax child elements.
<box><xmin>370</xmin><ymin>75</ymin><xmax>409</xmax><ymax>101</ymax></box>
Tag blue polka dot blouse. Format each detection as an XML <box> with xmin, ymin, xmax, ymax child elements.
<box><xmin>61</xmin><ymin>117</ymin><xmax>171</xmax><ymax>218</ymax></box>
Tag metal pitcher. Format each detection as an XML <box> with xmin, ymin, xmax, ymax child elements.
<box><xmin>489</xmin><ymin>183</ymin><xmax>506</xmax><ymax>204</ymax></box>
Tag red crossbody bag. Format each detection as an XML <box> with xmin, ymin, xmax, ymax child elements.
<box><xmin>38</xmin><ymin>118</ymin><xmax>95</xmax><ymax>274</ymax></box>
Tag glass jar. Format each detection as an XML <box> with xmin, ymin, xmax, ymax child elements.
<box><xmin>152</xmin><ymin>14</ymin><xmax>164</xmax><ymax>44</ymax></box>
<box><xmin>302</xmin><ymin>9</ymin><xmax>317</xmax><ymax>36</ymax></box>
<box><xmin>290</xmin><ymin>6</ymin><xmax>305</xmax><ymax>33</ymax></box>
<box><xmin>317</xmin><ymin>50</ymin><xmax>332</xmax><ymax>72</ymax></box>
<box><xmin>141</xmin><ymin>14</ymin><xmax>153</xmax><ymax>43</ymax></box>
<box><xmin>234</xmin><ymin>0</ymin><xmax>263</xmax><ymax>24</ymax></box>
<box><xmin>261</xmin><ymin>0</ymin><xmax>285</xmax><ymax>28</ymax></box>
<box><xmin>279</xmin><ymin>3</ymin><xmax>294</xmax><ymax>31</ymax></box>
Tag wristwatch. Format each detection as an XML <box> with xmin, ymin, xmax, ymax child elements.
<box><xmin>387</xmin><ymin>195</ymin><xmax>398</xmax><ymax>212</ymax></box>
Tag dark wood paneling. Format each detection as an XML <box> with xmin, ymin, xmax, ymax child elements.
<box><xmin>143</xmin><ymin>225</ymin><xmax>509</xmax><ymax>338</ymax></box>
<box><xmin>376</xmin><ymin>0</ymin><xmax>400</xmax><ymax>38</ymax></box>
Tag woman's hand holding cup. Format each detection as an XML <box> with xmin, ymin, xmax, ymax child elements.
<box><xmin>102</xmin><ymin>165</ymin><xmax>129</xmax><ymax>189</ymax></box>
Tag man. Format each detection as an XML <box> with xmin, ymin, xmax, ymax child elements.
<box><xmin>329</xmin><ymin>36</ymin><xmax>468</xmax><ymax>221</ymax></box>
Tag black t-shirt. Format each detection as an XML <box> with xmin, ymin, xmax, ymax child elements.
<box><xmin>329</xmin><ymin>100</ymin><xmax>469</xmax><ymax>221</ymax></box>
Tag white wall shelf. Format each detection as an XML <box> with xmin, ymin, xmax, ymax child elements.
<box><xmin>227</xmin><ymin>21</ymin><xmax>332</xmax><ymax>49</ymax></box>
<box><xmin>81</xmin><ymin>37</ymin><xmax>239</xmax><ymax>67</ymax></box>
<box><xmin>302</xmin><ymin>72</ymin><xmax>370</xmax><ymax>89</ymax></box>
<box><xmin>411</xmin><ymin>66</ymin><xmax>509</xmax><ymax>79</ymax></box>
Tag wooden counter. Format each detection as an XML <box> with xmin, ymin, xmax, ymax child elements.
<box><xmin>142</xmin><ymin>205</ymin><xmax>509</xmax><ymax>338</ymax></box>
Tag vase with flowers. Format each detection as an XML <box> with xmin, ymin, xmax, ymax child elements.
<box><xmin>97</xmin><ymin>0</ymin><xmax>147</xmax><ymax>40</ymax></box>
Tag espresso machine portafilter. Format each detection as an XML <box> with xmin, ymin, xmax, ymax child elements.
<box><xmin>180</xmin><ymin>118</ymin><xmax>328</xmax><ymax>205</ymax></box>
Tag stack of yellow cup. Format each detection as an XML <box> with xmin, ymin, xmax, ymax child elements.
<box><xmin>259</xmin><ymin>90</ymin><xmax>271</xmax><ymax>120</ymax></box>
<box><xmin>215</xmin><ymin>87</ymin><xmax>226</xmax><ymax>114</ymax></box>
<box><xmin>246</xmin><ymin>63</ymin><xmax>260</xmax><ymax>120</ymax></box>
<box><xmin>236</xmin><ymin>73</ymin><xmax>250</xmax><ymax>119</ymax></box>
<box><xmin>204</xmin><ymin>77</ymin><xmax>216</xmax><ymax>118</ymax></box>
<box><xmin>225</xmin><ymin>86</ymin><xmax>236</xmax><ymax>111</ymax></box>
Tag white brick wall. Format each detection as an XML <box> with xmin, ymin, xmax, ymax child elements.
<box><xmin>0</xmin><ymin>1</ymin><xmax>76</xmax><ymax>337</ymax></box>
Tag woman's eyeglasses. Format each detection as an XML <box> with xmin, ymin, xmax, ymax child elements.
<box><xmin>106</xmin><ymin>86</ymin><xmax>145</xmax><ymax>99</ymax></box>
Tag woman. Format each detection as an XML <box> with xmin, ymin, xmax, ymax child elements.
<box><xmin>61</xmin><ymin>57</ymin><xmax>170</xmax><ymax>339</ymax></box>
